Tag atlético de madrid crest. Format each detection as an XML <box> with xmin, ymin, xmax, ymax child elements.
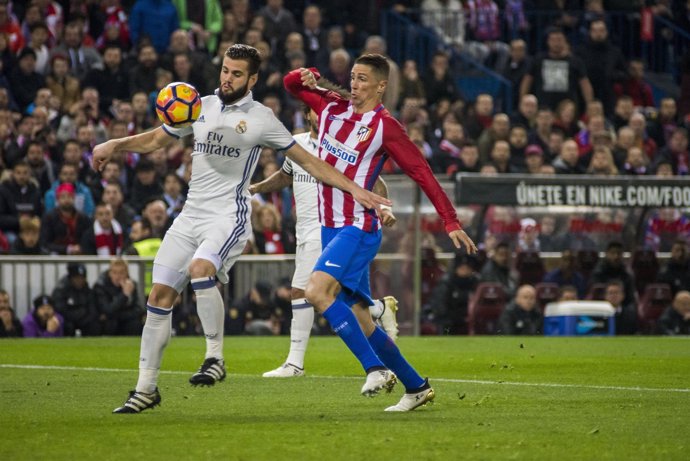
<box><xmin>356</xmin><ymin>125</ymin><xmax>371</xmax><ymax>142</ymax></box>
<box><xmin>235</xmin><ymin>120</ymin><xmax>247</xmax><ymax>134</ymax></box>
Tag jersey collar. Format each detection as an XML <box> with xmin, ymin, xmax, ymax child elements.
<box><xmin>215</xmin><ymin>90</ymin><xmax>255</xmax><ymax>111</ymax></box>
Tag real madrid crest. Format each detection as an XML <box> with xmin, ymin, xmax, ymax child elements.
<box><xmin>235</xmin><ymin>120</ymin><xmax>247</xmax><ymax>134</ymax></box>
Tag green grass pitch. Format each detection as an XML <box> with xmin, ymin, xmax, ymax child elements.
<box><xmin>1</xmin><ymin>336</ymin><xmax>689</xmax><ymax>460</ymax></box>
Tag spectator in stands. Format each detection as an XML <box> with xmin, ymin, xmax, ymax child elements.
<box><xmin>520</xmin><ymin>27</ymin><xmax>593</xmax><ymax>113</ymax></box>
<box><xmin>253</xmin><ymin>203</ymin><xmax>287</xmax><ymax>255</ymax></box>
<box><xmin>420</xmin><ymin>0</ymin><xmax>465</xmax><ymax>49</ymax></box>
<box><xmin>524</xmin><ymin>144</ymin><xmax>545</xmax><ymax>174</ymax></box>
<box><xmin>124</xmin><ymin>217</ymin><xmax>162</xmax><ymax>296</ymax></box>
<box><xmin>480</xmin><ymin>241</ymin><xmax>517</xmax><ymax>298</ymax></box>
<box><xmin>82</xmin><ymin>45</ymin><xmax>130</xmax><ymax>116</ymax></box>
<box><xmin>172</xmin><ymin>0</ymin><xmax>223</xmax><ymax>54</ymax></box>
<box><xmin>8</xmin><ymin>47</ymin><xmax>45</xmax><ymax>113</ymax></box>
<box><xmin>527</xmin><ymin>107</ymin><xmax>554</xmax><ymax>153</ymax></box>
<box><xmin>457</xmin><ymin>141</ymin><xmax>481</xmax><ymax>174</ymax></box>
<box><xmin>300</xmin><ymin>5</ymin><xmax>328</xmax><ymax>69</ymax></box>
<box><xmin>45</xmin><ymin>55</ymin><xmax>81</xmax><ymax>120</ymax></box>
<box><xmin>129</xmin><ymin>158</ymin><xmax>163</xmax><ymax>213</ymax></box>
<box><xmin>9</xmin><ymin>215</ymin><xmax>47</xmax><ymax>255</ymax></box>
<box><xmin>648</xmin><ymin>97</ymin><xmax>679</xmax><ymax>150</ymax></box>
<box><xmin>478</xmin><ymin>113</ymin><xmax>510</xmax><ymax>164</ymax></box>
<box><xmin>591</xmin><ymin>241</ymin><xmax>636</xmax><ymax>305</ymax></box>
<box><xmin>141</xmin><ymin>198</ymin><xmax>171</xmax><ymax>239</ymax></box>
<box><xmin>129</xmin><ymin>0</ymin><xmax>180</xmax><ymax>54</ymax></box>
<box><xmin>553</xmin><ymin>99</ymin><xmax>579</xmax><ymax>138</ymax></box>
<box><xmin>94</xmin><ymin>257</ymin><xmax>143</xmax><ymax>336</ymax></box>
<box><xmin>612</xmin><ymin>126</ymin><xmax>635</xmax><ymax>168</ymax></box>
<box><xmin>497</xmin><ymin>284</ymin><xmax>542</xmax><ymax>335</ymax></box>
<box><xmin>0</xmin><ymin>1</ymin><xmax>23</xmax><ymax>54</ymax></box>
<box><xmin>0</xmin><ymin>160</ymin><xmax>43</xmax><ymax>241</ymax></box>
<box><xmin>93</xmin><ymin>0</ymin><xmax>131</xmax><ymax>52</ymax></box>
<box><xmin>553</xmin><ymin>139</ymin><xmax>585</xmax><ymax>175</ymax></box>
<box><xmin>44</xmin><ymin>163</ymin><xmax>95</xmax><ymax>217</ymax></box>
<box><xmin>628</xmin><ymin>112</ymin><xmax>657</xmax><ymax>161</ymax></box>
<box><xmin>558</xmin><ymin>285</ymin><xmax>579</xmax><ymax>301</ymax></box>
<box><xmin>653</xmin><ymin>127</ymin><xmax>689</xmax><ymax>176</ymax></box>
<box><xmin>25</xmin><ymin>140</ymin><xmax>54</xmax><ymax>194</ymax></box>
<box><xmin>25</xmin><ymin>22</ymin><xmax>50</xmax><ymax>75</ymax></box>
<box><xmin>22</xmin><ymin>294</ymin><xmax>63</xmax><ymax>338</ymax></box>
<box><xmin>128</xmin><ymin>44</ymin><xmax>160</xmax><ymax>96</ymax></box>
<box><xmin>257</xmin><ymin>0</ymin><xmax>297</xmax><ymax>57</ymax></box>
<box><xmin>171</xmin><ymin>52</ymin><xmax>209</xmax><ymax>96</ymax></box>
<box><xmin>423</xmin><ymin>50</ymin><xmax>461</xmax><ymax>107</ymax></box>
<box><xmin>508</xmin><ymin>124</ymin><xmax>529</xmax><ymax>170</ymax></box>
<box><xmin>604</xmin><ymin>279</ymin><xmax>637</xmax><ymax>335</ymax></box>
<box><xmin>428</xmin><ymin>252</ymin><xmax>479</xmax><ymax>335</ymax></box>
<box><xmin>543</xmin><ymin>249</ymin><xmax>587</xmax><ymax>299</ymax></box>
<box><xmin>489</xmin><ymin>140</ymin><xmax>515</xmax><ymax>173</ymax></box>
<box><xmin>586</xmin><ymin>145</ymin><xmax>619</xmax><ymax>176</ymax></box>
<box><xmin>517</xmin><ymin>217</ymin><xmax>540</xmax><ymax>252</ymax></box>
<box><xmin>657</xmin><ymin>239</ymin><xmax>690</xmax><ymax>295</ymax></box>
<box><xmin>322</xmin><ymin>48</ymin><xmax>352</xmax><ymax>90</ymax></box>
<box><xmin>657</xmin><ymin>290</ymin><xmax>690</xmax><ymax>335</ymax></box>
<box><xmin>52</xmin><ymin>262</ymin><xmax>100</xmax><ymax>336</ymax></box>
<box><xmin>622</xmin><ymin>146</ymin><xmax>649</xmax><ymax>175</ymax></box>
<box><xmin>399</xmin><ymin>59</ymin><xmax>426</xmax><ymax>106</ymax></box>
<box><xmin>102</xmin><ymin>181</ymin><xmax>136</xmax><ymax>232</ymax></box>
<box><xmin>0</xmin><ymin>288</ymin><xmax>22</xmax><ymax>337</ymax></box>
<box><xmin>511</xmin><ymin>93</ymin><xmax>538</xmax><ymax>129</ymax></box>
<box><xmin>614</xmin><ymin>59</ymin><xmax>655</xmax><ymax>110</ymax></box>
<box><xmin>41</xmin><ymin>182</ymin><xmax>91</xmax><ymax>255</ymax></box>
<box><xmin>162</xmin><ymin>172</ymin><xmax>185</xmax><ymax>219</ymax></box>
<box><xmin>80</xmin><ymin>202</ymin><xmax>124</xmax><ymax>256</ymax></box>
<box><xmin>500</xmin><ymin>39</ymin><xmax>532</xmax><ymax>112</ymax></box>
<box><xmin>611</xmin><ymin>96</ymin><xmax>635</xmax><ymax>132</ymax></box>
<box><xmin>242</xmin><ymin>281</ymin><xmax>284</xmax><ymax>336</ymax></box>
<box><xmin>464</xmin><ymin>93</ymin><xmax>494</xmax><ymax>140</ymax></box>
<box><xmin>576</xmin><ymin>19</ymin><xmax>627</xmax><ymax>116</ymax></box>
<box><xmin>431</xmin><ymin>120</ymin><xmax>464</xmax><ymax>175</ymax></box>
<box><xmin>49</xmin><ymin>21</ymin><xmax>103</xmax><ymax>81</ymax></box>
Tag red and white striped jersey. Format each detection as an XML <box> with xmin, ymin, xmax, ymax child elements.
<box><xmin>285</xmin><ymin>69</ymin><xmax>462</xmax><ymax>233</ymax></box>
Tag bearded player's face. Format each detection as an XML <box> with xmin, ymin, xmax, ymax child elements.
<box><xmin>219</xmin><ymin>57</ymin><xmax>257</xmax><ymax>105</ymax></box>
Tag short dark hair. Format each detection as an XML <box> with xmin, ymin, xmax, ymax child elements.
<box><xmin>355</xmin><ymin>53</ymin><xmax>389</xmax><ymax>80</ymax></box>
<box><xmin>225</xmin><ymin>44</ymin><xmax>262</xmax><ymax>75</ymax></box>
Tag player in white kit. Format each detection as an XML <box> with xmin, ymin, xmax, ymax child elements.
<box><xmin>250</xmin><ymin>98</ymin><xmax>400</xmax><ymax>378</ymax></box>
<box><xmin>91</xmin><ymin>45</ymin><xmax>391</xmax><ymax>414</ymax></box>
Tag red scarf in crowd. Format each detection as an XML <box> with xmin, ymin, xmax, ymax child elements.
<box><xmin>94</xmin><ymin>219</ymin><xmax>123</xmax><ymax>256</ymax></box>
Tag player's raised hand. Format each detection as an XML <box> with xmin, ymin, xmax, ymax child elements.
<box><xmin>92</xmin><ymin>140</ymin><xmax>115</xmax><ymax>172</ymax></box>
<box><xmin>300</xmin><ymin>68</ymin><xmax>318</xmax><ymax>89</ymax></box>
<box><xmin>449</xmin><ymin>229</ymin><xmax>478</xmax><ymax>254</ymax></box>
<box><xmin>351</xmin><ymin>187</ymin><xmax>392</xmax><ymax>212</ymax></box>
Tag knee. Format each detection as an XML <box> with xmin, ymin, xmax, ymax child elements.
<box><xmin>305</xmin><ymin>275</ymin><xmax>337</xmax><ymax>312</ymax></box>
<box><xmin>188</xmin><ymin>258</ymin><xmax>217</xmax><ymax>280</ymax></box>
<box><xmin>147</xmin><ymin>284</ymin><xmax>177</xmax><ymax>308</ymax></box>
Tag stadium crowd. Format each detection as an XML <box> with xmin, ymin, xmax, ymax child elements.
<box><xmin>0</xmin><ymin>0</ymin><xmax>689</xmax><ymax>338</ymax></box>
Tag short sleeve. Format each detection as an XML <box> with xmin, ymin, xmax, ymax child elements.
<box><xmin>261</xmin><ymin>109</ymin><xmax>297</xmax><ymax>151</ymax></box>
<box><xmin>282</xmin><ymin>157</ymin><xmax>294</xmax><ymax>176</ymax></box>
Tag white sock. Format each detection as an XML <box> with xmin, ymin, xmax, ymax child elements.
<box><xmin>369</xmin><ymin>298</ymin><xmax>384</xmax><ymax>320</ymax></box>
<box><xmin>285</xmin><ymin>298</ymin><xmax>314</xmax><ymax>369</ymax></box>
<box><xmin>192</xmin><ymin>277</ymin><xmax>225</xmax><ymax>360</ymax></box>
<box><xmin>136</xmin><ymin>306</ymin><xmax>172</xmax><ymax>394</ymax></box>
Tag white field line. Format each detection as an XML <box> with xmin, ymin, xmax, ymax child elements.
<box><xmin>2</xmin><ymin>363</ymin><xmax>689</xmax><ymax>394</ymax></box>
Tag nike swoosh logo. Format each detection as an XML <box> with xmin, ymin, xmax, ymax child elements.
<box><xmin>325</xmin><ymin>260</ymin><xmax>341</xmax><ymax>268</ymax></box>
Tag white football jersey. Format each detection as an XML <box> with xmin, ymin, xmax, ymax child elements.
<box><xmin>164</xmin><ymin>91</ymin><xmax>295</xmax><ymax>218</ymax></box>
<box><xmin>282</xmin><ymin>132</ymin><xmax>320</xmax><ymax>245</ymax></box>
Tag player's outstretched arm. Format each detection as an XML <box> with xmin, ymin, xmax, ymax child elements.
<box><xmin>449</xmin><ymin>229</ymin><xmax>478</xmax><ymax>254</ymax></box>
<box><xmin>92</xmin><ymin>126</ymin><xmax>175</xmax><ymax>171</ymax></box>
<box><xmin>249</xmin><ymin>170</ymin><xmax>292</xmax><ymax>195</ymax></box>
<box><xmin>285</xmin><ymin>143</ymin><xmax>392</xmax><ymax>211</ymax></box>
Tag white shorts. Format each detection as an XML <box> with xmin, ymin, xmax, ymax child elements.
<box><xmin>152</xmin><ymin>211</ymin><xmax>250</xmax><ymax>292</ymax></box>
<box><xmin>291</xmin><ymin>238</ymin><xmax>322</xmax><ymax>290</ymax></box>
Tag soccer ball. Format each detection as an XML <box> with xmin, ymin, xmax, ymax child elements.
<box><xmin>155</xmin><ymin>82</ymin><xmax>201</xmax><ymax>127</ymax></box>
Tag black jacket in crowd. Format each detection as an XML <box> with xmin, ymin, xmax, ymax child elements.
<box><xmin>657</xmin><ymin>306</ymin><xmax>690</xmax><ymax>335</ymax></box>
<box><xmin>498</xmin><ymin>302</ymin><xmax>543</xmax><ymax>335</ymax></box>
<box><xmin>0</xmin><ymin>179</ymin><xmax>43</xmax><ymax>233</ymax></box>
<box><xmin>52</xmin><ymin>275</ymin><xmax>101</xmax><ymax>336</ymax></box>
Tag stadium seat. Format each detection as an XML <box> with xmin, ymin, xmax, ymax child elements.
<box><xmin>631</xmin><ymin>248</ymin><xmax>659</xmax><ymax>296</ymax></box>
<box><xmin>515</xmin><ymin>251</ymin><xmax>545</xmax><ymax>286</ymax></box>
<box><xmin>576</xmin><ymin>249</ymin><xmax>599</xmax><ymax>280</ymax></box>
<box><xmin>637</xmin><ymin>283</ymin><xmax>672</xmax><ymax>334</ymax></box>
<box><xmin>467</xmin><ymin>282</ymin><xmax>507</xmax><ymax>335</ymax></box>
<box><xmin>586</xmin><ymin>283</ymin><xmax>608</xmax><ymax>300</ymax></box>
<box><xmin>535</xmin><ymin>282</ymin><xmax>561</xmax><ymax>311</ymax></box>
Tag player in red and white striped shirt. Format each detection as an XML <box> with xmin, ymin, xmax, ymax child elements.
<box><xmin>284</xmin><ymin>55</ymin><xmax>476</xmax><ymax>411</ymax></box>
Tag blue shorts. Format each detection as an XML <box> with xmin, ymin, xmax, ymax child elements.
<box><xmin>313</xmin><ymin>226</ymin><xmax>381</xmax><ymax>307</ymax></box>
